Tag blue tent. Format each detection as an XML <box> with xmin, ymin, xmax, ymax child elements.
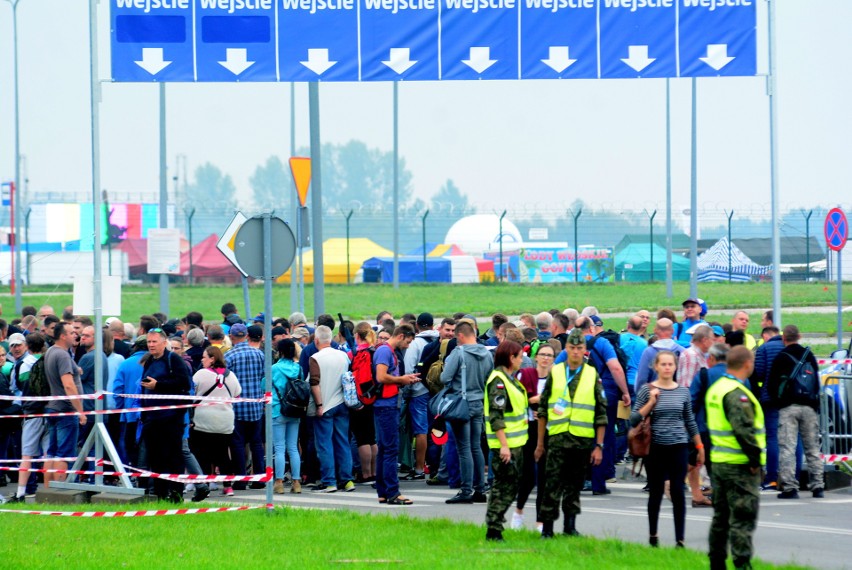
<box><xmin>361</xmin><ymin>256</ymin><xmax>451</xmax><ymax>283</ymax></box>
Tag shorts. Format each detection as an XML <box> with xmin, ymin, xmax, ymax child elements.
<box><xmin>349</xmin><ymin>405</ymin><xmax>376</xmax><ymax>447</ymax></box>
<box><xmin>408</xmin><ymin>393</ymin><xmax>430</xmax><ymax>436</ymax></box>
<box><xmin>22</xmin><ymin>417</ymin><xmax>49</xmax><ymax>457</ymax></box>
<box><xmin>47</xmin><ymin>413</ymin><xmax>80</xmax><ymax>460</ymax></box>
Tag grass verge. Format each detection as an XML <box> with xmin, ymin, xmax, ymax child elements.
<box><xmin>0</xmin><ymin>503</ymin><xmax>809</xmax><ymax>569</ymax></box>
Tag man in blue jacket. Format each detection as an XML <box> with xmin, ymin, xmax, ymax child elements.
<box><xmin>750</xmin><ymin>326</ymin><xmax>783</xmax><ymax>490</ymax></box>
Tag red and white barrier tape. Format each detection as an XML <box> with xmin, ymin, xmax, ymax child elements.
<box><xmin>0</xmin><ymin>465</ymin><xmax>273</xmax><ymax>483</ymax></box>
<box><xmin>0</xmin><ymin>505</ymin><xmax>265</xmax><ymax>517</ymax></box>
<box><xmin>818</xmin><ymin>359</ymin><xmax>852</xmax><ymax>365</ymax></box>
<box><xmin>7</xmin><ymin>402</ymin><xmax>218</xmax><ymax>419</ymax></box>
<box><xmin>0</xmin><ymin>456</ymin><xmax>96</xmax><ymax>464</ymax></box>
<box><xmin>112</xmin><ymin>392</ymin><xmax>270</xmax><ymax>404</ymax></box>
<box><xmin>0</xmin><ymin>393</ymin><xmax>102</xmax><ymax>402</ymax></box>
<box><xmin>0</xmin><ymin>391</ymin><xmax>269</xmax><ymax>404</ymax></box>
<box><xmin>822</xmin><ymin>454</ymin><xmax>851</xmax><ymax>463</ymax></box>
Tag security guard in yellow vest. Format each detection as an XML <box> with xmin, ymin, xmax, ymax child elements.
<box><xmin>705</xmin><ymin>346</ymin><xmax>766</xmax><ymax>570</ymax></box>
<box><xmin>484</xmin><ymin>341</ymin><xmax>529</xmax><ymax>542</ymax></box>
<box><xmin>535</xmin><ymin>329</ymin><xmax>607</xmax><ymax>538</ymax></box>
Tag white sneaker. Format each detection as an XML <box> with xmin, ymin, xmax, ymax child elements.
<box><xmin>510</xmin><ymin>512</ymin><xmax>524</xmax><ymax>530</ymax></box>
<box><xmin>185</xmin><ymin>483</ymin><xmax>196</xmax><ymax>493</ymax></box>
<box><xmin>536</xmin><ymin>523</ymin><xmax>544</xmax><ymax>534</ymax></box>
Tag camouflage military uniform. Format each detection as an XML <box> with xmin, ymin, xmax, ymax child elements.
<box><xmin>485</xmin><ymin>370</ymin><xmax>526</xmax><ymax>534</ymax></box>
<box><xmin>537</xmin><ymin>365</ymin><xmax>608</xmax><ymax>525</ymax></box>
<box><xmin>709</xmin><ymin>387</ymin><xmax>763</xmax><ymax>570</ymax></box>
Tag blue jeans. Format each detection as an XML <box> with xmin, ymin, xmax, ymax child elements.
<box><xmin>313</xmin><ymin>403</ymin><xmax>353</xmax><ymax>486</ymax></box>
<box><xmin>232</xmin><ymin>418</ymin><xmax>265</xmax><ymax>478</ymax></box>
<box><xmin>449</xmin><ymin>412</ymin><xmax>485</xmax><ymax>496</ymax></box>
<box><xmin>273</xmin><ymin>415</ymin><xmax>301</xmax><ymax>480</ymax></box>
<box><xmin>47</xmin><ymin>414</ymin><xmax>79</xmax><ymax>459</ymax></box>
<box><xmin>591</xmin><ymin>397</ymin><xmax>618</xmax><ymax>492</ymax></box>
<box><xmin>374</xmin><ymin>405</ymin><xmax>400</xmax><ymax>499</ymax></box>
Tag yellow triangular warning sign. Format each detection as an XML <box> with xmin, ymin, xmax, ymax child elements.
<box><xmin>289</xmin><ymin>157</ymin><xmax>311</xmax><ymax>207</ymax></box>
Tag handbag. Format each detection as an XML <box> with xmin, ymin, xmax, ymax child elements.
<box><xmin>428</xmin><ymin>347</ymin><xmax>470</xmax><ymax>423</ymax></box>
<box><xmin>627</xmin><ymin>414</ymin><xmax>652</xmax><ymax>458</ymax></box>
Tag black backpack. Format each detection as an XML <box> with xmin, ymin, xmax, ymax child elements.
<box><xmin>588</xmin><ymin>330</ymin><xmax>630</xmax><ymax>376</ymax></box>
<box><xmin>778</xmin><ymin>348</ymin><xmax>819</xmax><ymax>405</ymax></box>
<box><xmin>274</xmin><ymin>370</ymin><xmax>311</xmax><ymax>418</ymax></box>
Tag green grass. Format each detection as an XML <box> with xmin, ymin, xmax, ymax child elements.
<box><xmin>0</xmin><ymin>504</ymin><xmax>809</xmax><ymax>569</ymax></box>
<box><xmin>1</xmin><ymin>282</ymin><xmax>848</xmax><ymax>327</ymax></box>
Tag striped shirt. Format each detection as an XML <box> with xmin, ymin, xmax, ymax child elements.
<box><xmin>632</xmin><ymin>383</ymin><xmax>699</xmax><ymax>445</ymax></box>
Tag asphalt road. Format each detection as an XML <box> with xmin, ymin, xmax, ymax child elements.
<box><xmin>217</xmin><ymin>472</ymin><xmax>852</xmax><ymax>569</ymax></box>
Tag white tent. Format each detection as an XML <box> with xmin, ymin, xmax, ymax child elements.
<box><xmin>696</xmin><ymin>236</ymin><xmax>771</xmax><ymax>282</ymax></box>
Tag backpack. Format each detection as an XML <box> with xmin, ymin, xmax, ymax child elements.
<box><xmin>340</xmin><ymin>370</ymin><xmax>363</xmax><ymax>410</ymax></box>
<box><xmin>274</xmin><ymin>369</ymin><xmax>311</xmax><ymax>418</ymax></box>
<box><xmin>28</xmin><ymin>356</ymin><xmax>50</xmax><ymax>398</ymax></box>
<box><xmin>778</xmin><ymin>348</ymin><xmax>819</xmax><ymax>405</ymax></box>
<box><xmin>588</xmin><ymin>330</ymin><xmax>629</xmax><ymax>376</ymax></box>
<box><xmin>351</xmin><ymin>345</ymin><xmax>381</xmax><ymax>405</ymax></box>
<box><xmin>425</xmin><ymin>339</ymin><xmax>451</xmax><ymax>396</ymax></box>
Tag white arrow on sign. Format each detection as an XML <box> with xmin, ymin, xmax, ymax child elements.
<box><xmin>621</xmin><ymin>45</ymin><xmax>655</xmax><ymax>72</ymax></box>
<box><xmin>462</xmin><ymin>47</ymin><xmax>496</xmax><ymax>74</ymax></box>
<box><xmin>219</xmin><ymin>48</ymin><xmax>255</xmax><ymax>75</ymax></box>
<box><xmin>382</xmin><ymin>48</ymin><xmax>417</xmax><ymax>75</ymax></box>
<box><xmin>300</xmin><ymin>48</ymin><xmax>337</xmax><ymax>75</ymax></box>
<box><xmin>541</xmin><ymin>46</ymin><xmax>577</xmax><ymax>73</ymax></box>
<box><xmin>135</xmin><ymin>48</ymin><xmax>172</xmax><ymax>75</ymax></box>
<box><xmin>699</xmin><ymin>44</ymin><xmax>735</xmax><ymax>71</ymax></box>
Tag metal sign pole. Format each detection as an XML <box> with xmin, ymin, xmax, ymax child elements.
<box><xmin>838</xmin><ymin>250</ymin><xmax>843</xmax><ymax>352</ymax></box>
<box><xmin>262</xmin><ymin>213</ymin><xmax>274</xmax><ymax>511</ymax></box>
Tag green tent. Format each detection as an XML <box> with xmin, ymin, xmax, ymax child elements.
<box><xmin>615</xmin><ymin>243</ymin><xmax>691</xmax><ymax>282</ymax></box>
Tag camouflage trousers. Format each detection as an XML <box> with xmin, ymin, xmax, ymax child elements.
<box><xmin>778</xmin><ymin>404</ymin><xmax>823</xmax><ymax>492</ymax></box>
<box><xmin>708</xmin><ymin>463</ymin><xmax>761</xmax><ymax>565</ymax></box>
<box><xmin>538</xmin><ymin>446</ymin><xmax>591</xmax><ymax>522</ymax></box>
<box><xmin>485</xmin><ymin>447</ymin><xmax>524</xmax><ymax>532</ymax></box>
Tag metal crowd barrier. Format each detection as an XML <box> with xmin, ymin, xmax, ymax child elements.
<box><xmin>820</xmin><ymin>373</ymin><xmax>852</xmax><ymax>457</ymax></box>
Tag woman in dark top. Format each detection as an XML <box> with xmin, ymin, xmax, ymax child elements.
<box><xmin>631</xmin><ymin>350</ymin><xmax>702</xmax><ymax>548</ymax></box>
<box><xmin>514</xmin><ymin>342</ymin><xmax>556</xmax><ymax>532</ymax></box>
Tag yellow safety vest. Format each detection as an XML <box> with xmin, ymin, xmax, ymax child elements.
<box><xmin>484</xmin><ymin>369</ymin><xmax>529</xmax><ymax>449</ymax></box>
<box><xmin>706</xmin><ymin>377</ymin><xmax>766</xmax><ymax>465</ymax></box>
<box><xmin>744</xmin><ymin>333</ymin><xmax>757</xmax><ymax>351</ymax></box>
<box><xmin>546</xmin><ymin>363</ymin><xmax>597</xmax><ymax>438</ymax></box>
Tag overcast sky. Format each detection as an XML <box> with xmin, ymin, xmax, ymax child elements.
<box><xmin>0</xmin><ymin>0</ymin><xmax>849</xmax><ymax>218</ymax></box>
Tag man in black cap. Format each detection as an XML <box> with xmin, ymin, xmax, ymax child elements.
<box><xmin>402</xmin><ymin>312</ymin><xmax>438</xmax><ymax>480</ymax></box>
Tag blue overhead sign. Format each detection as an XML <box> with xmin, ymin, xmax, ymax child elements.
<box><xmin>195</xmin><ymin>0</ymin><xmax>277</xmax><ymax>81</ymax></box>
<box><xmin>110</xmin><ymin>0</ymin><xmax>758</xmax><ymax>82</ymax></box>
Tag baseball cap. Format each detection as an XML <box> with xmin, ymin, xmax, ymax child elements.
<box><xmin>589</xmin><ymin>315</ymin><xmax>604</xmax><ymax>327</ymax></box>
<box><xmin>682</xmin><ymin>298</ymin><xmax>701</xmax><ymax>306</ymax></box>
<box><xmin>416</xmin><ymin>312</ymin><xmax>434</xmax><ymax>329</ymax></box>
<box><xmin>566</xmin><ymin>329</ymin><xmax>586</xmax><ymax>346</ymax></box>
<box><xmin>430</xmin><ymin>417</ymin><xmax>449</xmax><ymax>445</ymax></box>
<box><xmin>229</xmin><ymin>323</ymin><xmax>248</xmax><ymax>337</ymax></box>
<box><xmin>291</xmin><ymin>327</ymin><xmax>310</xmax><ymax>339</ymax></box>
<box><xmin>105</xmin><ymin>317</ymin><xmax>120</xmax><ymax>327</ymax></box>
<box><xmin>8</xmin><ymin>333</ymin><xmax>25</xmax><ymax>346</ymax></box>
<box><xmin>711</xmin><ymin>325</ymin><xmax>725</xmax><ymax>337</ymax></box>
<box><xmin>247</xmin><ymin>325</ymin><xmax>263</xmax><ymax>340</ymax></box>
<box><xmin>253</xmin><ymin>313</ymin><xmax>266</xmax><ymax>323</ymax></box>
<box><xmin>271</xmin><ymin>325</ymin><xmax>287</xmax><ymax>337</ymax></box>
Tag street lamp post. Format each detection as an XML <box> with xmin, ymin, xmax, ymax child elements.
<box><xmin>4</xmin><ymin>0</ymin><xmax>23</xmax><ymax>313</ymax></box>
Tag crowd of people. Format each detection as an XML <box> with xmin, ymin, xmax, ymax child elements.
<box><xmin>0</xmin><ymin>298</ymin><xmax>827</xmax><ymax>569</ymax></box>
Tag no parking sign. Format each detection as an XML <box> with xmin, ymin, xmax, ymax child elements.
<box><xmin>824</xmin><ymin>208</ymin><xmax>848</xmax><ymax>252</ymax></box>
